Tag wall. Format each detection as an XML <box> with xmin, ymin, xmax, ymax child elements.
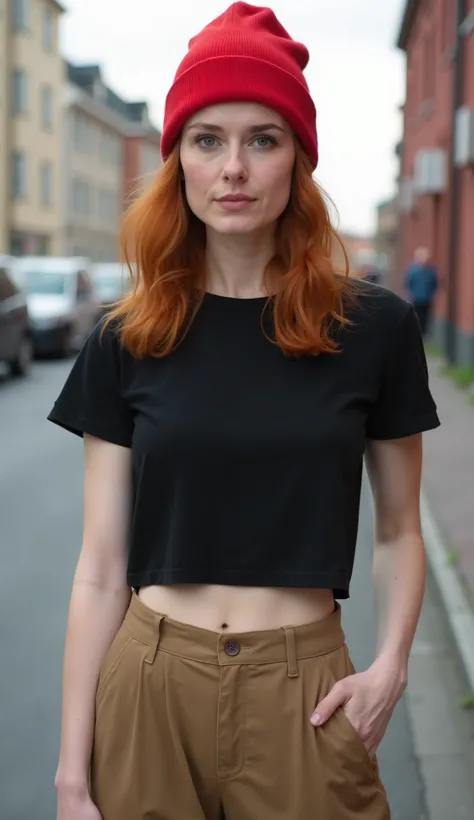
<box><xmin>9</xmin><ymin>0</ymin><xmax>65</xmax><ymax>255</ymax></box>
<box><xmin>0</xmin><ymin>0</ymin><xmax>8</xmax><ymax>252</ymax></box>
<box><xmin>62</xmin><ymin>92</ymin><xmax>124</xmax><ymax>261</ymax></box>
<box><xmin>399</xmin><ymin>0</ymin><xmax>474</xmax><ymax>363</ymax></box>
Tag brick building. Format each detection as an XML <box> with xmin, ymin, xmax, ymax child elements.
<box><xmin>122</xmin><ymin>102</ymin><xmax>162</xmax><ymax>209</ymax></box>
<box><xmin>397</xmin><ymin>0</ymin><xmax>474</xmax><ymax>365</ymax></box>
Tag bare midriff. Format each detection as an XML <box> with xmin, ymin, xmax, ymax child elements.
<box><xmin>138</xmin><ymin>584</ymin><xmax>336</xmax><ymax>632</ymax></box>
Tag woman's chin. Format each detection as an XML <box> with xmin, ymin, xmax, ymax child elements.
<box><xmin>207</xmin><ymin>215</ymin><xmax>268</xmax><ymax>236</ymax></box>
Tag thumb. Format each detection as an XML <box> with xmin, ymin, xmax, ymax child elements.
<box><xmin>311</xmin><ymin>682</ymin><xmax>347</xmax><ymax>726</ymax></box>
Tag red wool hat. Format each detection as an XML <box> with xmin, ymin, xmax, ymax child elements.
<box><xmin>161</xmin><ymin>2</ymin><xmax>318</xmax><ymax>168</ymax></box>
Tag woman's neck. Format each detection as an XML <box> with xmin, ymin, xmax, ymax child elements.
<box><xmin>204</xmin><ymin>228</ymin><xmax>276</xmax><ymax>299</ymax></box>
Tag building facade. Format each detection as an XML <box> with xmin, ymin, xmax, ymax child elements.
<box><xmin>1</xmin><ymin>0</ymin><xmax>65</xmax><ymax>256</ymax></box>
<box><xmin>397</xmin><ymin>0</ymin><xmax>474</xmax><ymax>364</ymax></box>
<box><xmin>63</xmin><ymin>66</ymin><xmax>126</xmax><ymax>261</ymax></box>
<box><xmin>0</xmin><ymin>0</ymin><xmax>8</xmax><ymax>252</ymax></box>
<box><xmin>63</xmin><ymin>66</ymin><xmax>162</xmax><ymax>261</ymax></box>
<box><xmin>374</xmin><ymin>197</ymin><xmax>400</xmax><ymax>291</ymax></box>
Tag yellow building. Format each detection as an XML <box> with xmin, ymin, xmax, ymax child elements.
<box><xmin>1</xmin><ymin>0</ymin><xmax>65</xmax><ymax>256</ymax></box>
<box><xmin>0</xmin><ymin>0</ymin><xmax>8</xmax><ymax>252</ymax></box>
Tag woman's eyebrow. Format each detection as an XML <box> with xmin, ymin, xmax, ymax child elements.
<box><xmin>186</xmin><ymin>122</ymin><xmax>285</xmax><ymax>133</ymax></box>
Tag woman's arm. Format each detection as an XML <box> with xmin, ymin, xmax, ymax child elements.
<box><xmin>311</xmin><ymin>434</ymin><xmax>426</xmax><ymax>755</ymax></box>
<box><xmin>55</xmin><ymin>434</ymin><xmax>132</xmax><ymax>801</ymax></box>
<box><xmin>366</xmin><ymin>433</ymin><xmax>426</xmax><ymax>673</ymax></box>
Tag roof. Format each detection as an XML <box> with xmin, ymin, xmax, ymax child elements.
<box><xmin>376</xmin><ymin>198</ymin><xmax>393</xmax><ymax>212</ymax></box>
<box><xmin>67</xmin><ymin>62</ymin><xmax>161</xmax><ymax>135</ymax></box>
<box><xmin>396</xmin><ymin>0</ymin><xmax>418</xmax><ymax>50</ymax></box>
<box><xmin>67</xmin><ymin>63</ymin><xmax>101</xmax><ymax>88</ymax></box>
<box><xmin>48</xmin><ymin>0</ymin><xmax>66</xmax><ymax>13</ymax></box>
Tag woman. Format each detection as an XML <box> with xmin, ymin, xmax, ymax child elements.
<box><xmin>49</xmin><ymin>4</ymin><xmax>440</xmax><ymax>819</ymax></box>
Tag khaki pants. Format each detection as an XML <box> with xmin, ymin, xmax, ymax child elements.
<box><xmin>91</xmin><ymin>592</ymin><xmax>390</xmax><ymax>819</ymax></box>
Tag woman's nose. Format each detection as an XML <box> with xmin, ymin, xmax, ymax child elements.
<box><xmin>222</xmin><ymin>151</ymin><xmax>249</xmax><ymax>183</ymax></box>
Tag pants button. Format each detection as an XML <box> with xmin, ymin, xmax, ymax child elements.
<box><xmin>224</xmin><ymin>640</ymin><xmax>241</xmax><ymax>656</ymax></box>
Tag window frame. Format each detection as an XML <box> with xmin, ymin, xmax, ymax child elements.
<box><xmin>40</xmin><ymin>161</ymin><xmax>53</xmax><ymax>208</ymax></box>
<box><xmin>12</xmin><ymin>68</ymin><xmax>28</xmax><ymax>116</ymax></box>
<box><xmin>12</xmin><ymin>0</ymin><xmax>29</xmax><ymax>32</ymax></box>
<box><xmin>43</xmin><ymin>7</ymin><xmax>55</xmax><ymax>52</ymax></box>
<box><xmin>41</xmin><ymin>85</ymin><xmax>53</xmax><ymax>131</ymax></box>
<box><xmin>11</xmin><ymin>151</ymin><xmax>27</xmax><ymax>200</ymax></box>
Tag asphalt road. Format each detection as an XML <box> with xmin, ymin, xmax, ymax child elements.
<box><xmin>0</xmin><ymin>358</ymin><xmax>473</xmax><ymax>820</ymax></box>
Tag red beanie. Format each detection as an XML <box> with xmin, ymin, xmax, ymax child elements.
<box><xmin>161</xmin><ymin>2</ymin><xmax>318</xmax><ymax>168</ymax></box>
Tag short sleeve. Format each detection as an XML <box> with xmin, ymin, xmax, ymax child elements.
<box><xmin>366</xmin><ymin>306</ymin><xmax>440</xmax><ymax>440</ymax></box>
<box><xmin>47</xmin><ymin>319</ymin><xmax>134</xmax><ymax>447</ymax></box>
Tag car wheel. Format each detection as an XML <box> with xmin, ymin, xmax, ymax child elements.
<box><xmin>9</xmin><ymin>335</ymin><xmax>33</xmax><ymax>377</ymax></box>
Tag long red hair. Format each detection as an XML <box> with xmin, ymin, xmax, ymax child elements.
<box><xmin>105</xmin><ymin>141</ymin><xmax>356</xmax><ymax>358</ymax></box>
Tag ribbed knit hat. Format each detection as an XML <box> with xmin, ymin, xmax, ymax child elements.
<box><xmin>161</xmin><ymin>2</ymin><xmax>318</xmax><ymax>168</ymax></box>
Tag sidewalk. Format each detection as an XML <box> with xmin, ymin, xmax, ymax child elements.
<box><xmin>421</xmin><ymin>355</ymin><xmax>474</xmax><ymax>691</ymax></box>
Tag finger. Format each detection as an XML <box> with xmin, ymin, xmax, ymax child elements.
<box><xmin>311</xmin><ymin>683</ymin><xmax>347</xmax><ymax>726</ymax></box>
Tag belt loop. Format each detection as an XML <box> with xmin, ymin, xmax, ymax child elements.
<box><xmin>283</xmin><ymin>626</ymin><xmax>299</xmax><ymax>678</ymax></box>
<box><xmin>145</xmin><ymin>613</ymin><xmax>164</xmax><ymax>665</ymax></box>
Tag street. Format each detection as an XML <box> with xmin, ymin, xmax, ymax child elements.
<box><xmin>1</xmin><ymin>359</ymin><xmax>474</xmax><ymax>820</ymax></box>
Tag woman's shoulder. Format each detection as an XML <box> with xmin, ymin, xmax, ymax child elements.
<box><xmin>83</xmin><ymin>315</ymin><xmax>132</xmax><ymax>362</ymax></box>
<box><xmin>342</xmin><ymin>276</ymin><xmax>412</xmax><ymax>330</ymax></box>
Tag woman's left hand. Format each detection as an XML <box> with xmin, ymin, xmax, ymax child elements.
<box><xmin>310</xmin><ymin>657</ymin><xmax>407</xmax><ymax>758</ymax></box>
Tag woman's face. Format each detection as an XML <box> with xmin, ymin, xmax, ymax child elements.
<box><xmin>180</xmin><ymin>102</ymin><xmax>295</xmax><ymax>236</ymax></box>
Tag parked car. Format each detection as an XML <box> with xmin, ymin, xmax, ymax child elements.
<box><xmin>91</xmin><ymin>262</ymin><xmax>131</xmax><ymax>317</ymax></box>
<box><xmin>14</xmin><ymin>257</ymin><xmax>100</xmax><ymax>357</ymax></box>
<box><xmin>0</xmin><ymin>256</ymin><xmax>32</xmax><ymax>377</ymax></box>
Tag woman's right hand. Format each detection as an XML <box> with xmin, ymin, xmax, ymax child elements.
<box><xmin>57</xmin><ymin>789</ymin><xmax>102</xmax><ymax>820</ymax></box>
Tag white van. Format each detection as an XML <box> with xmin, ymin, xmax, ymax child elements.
<box><xmin>15</xmin><ymin>257</ymin><xmax>100</xmax><ymax>357</ymax></box>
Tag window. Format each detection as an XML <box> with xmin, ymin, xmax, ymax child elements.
<box><xmin>12</xmin><ymin>69</ymin><xmax>28</xmax><ymax>115</ymax></box>
<box><xmin>74</xmin><ymin>114</ymin><xmax>89</xmax><ymax>152</ymax></box>
<box><xmin>423</xmin><ymin>33</ymin><xmax>435</xmax><ymax>102</ymax></box>
<box><xmin>40</xmin><ymin>161</ymin><xmax>53</xmax><ymax>207</ymax></box>
<box><xmin>99</xmin><ymin>191</ymin><xmax>107</xmax><ymax>222</ymax></box>
<box><xmin>441</xmin><ymin>0</ymin><xmax>456</xmax><ymax>51</ymax></box>
<box><xmin>41</xmin><ymin>86</ymin><xmax>53</xmax><ymax>130</ymax></box>
<box><xmin>72</xmin><ymin>179</ymin><xmax>90</xmax><ymax>216</ymax></box>
<box><xmin>11</xmin><ymin>152</ymin><xmax>27</xmax><ymax>199</ymax></box>
<box><xmin>43</xmin><ymin>8</ymin><xmax>54</xmax><ymax>52</ymax></box>
<box><xmin>23</xmin><ymin>271</ymin><xmax>66</xmax><ymax>295</ymax></box>
<box><xmin>99</xmin><ymin>190</ymin><xmax>118</xmax><ymax>225</ymax></box>
<box><xmin>100</xmin><ymin>129</ymin><xmax>111</xmax><ymax>162</ymax></box>
<box><xmin>12</xmin><ymin>0</ymin><xmax>28</xmax><ymax>31</ymax></box>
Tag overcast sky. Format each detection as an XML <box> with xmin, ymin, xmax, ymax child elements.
<box><xmin>61</xmin><ymin>0</ymin><xmax>407</xmax><ymax>236</ymax></box>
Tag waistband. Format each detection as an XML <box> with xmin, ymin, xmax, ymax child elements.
<box><xmin>124</xmin><ymin>591</ymin><xmax>346</xmax><ymax>674</ymax></box>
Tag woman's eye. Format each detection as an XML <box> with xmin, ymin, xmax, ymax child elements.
<box><xmin>253</xmin><ymin>135</ymin><xmax>276</xmax><ymax>148</ymax></box>
<box><xmin>197</xmin><ymin>135</ymin><xmax>218</xmax><ymax>148</ymax></box>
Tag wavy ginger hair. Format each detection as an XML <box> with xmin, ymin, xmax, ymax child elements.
<box><xmin>105</xmin><ymin>140</ymin><xmax>356</xmax><ymax>358</ymax></box>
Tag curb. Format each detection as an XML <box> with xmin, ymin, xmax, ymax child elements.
<box><xmin>421</xmin><ymin>490</ymin><xmax>474</xmax><ymax>693</ymax></box>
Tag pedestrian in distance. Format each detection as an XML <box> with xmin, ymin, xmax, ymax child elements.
<box><xmin>49</xmin><ymin>3</ymin><xmax>440</xmax><ymax>819</ymax></box>
<box><xmin>404</xmin><ymin>246</ymin><xmax>439</xmax><ymax>337</ymax></box>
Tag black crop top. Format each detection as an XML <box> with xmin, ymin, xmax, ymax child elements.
<box><xmin>47</xmin><ymin>281</ymin><xmax>440</xmax><ymax>599</ymax></box>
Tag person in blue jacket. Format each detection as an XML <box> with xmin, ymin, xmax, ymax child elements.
<box><xmin>404</xmin><ymin>247</ymin><xmax>438</xmax><ymax>336</ymax></box>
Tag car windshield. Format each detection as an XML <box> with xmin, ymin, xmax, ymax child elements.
<box><xmin>24</xmin><ymin>271</ymin><xmax>68</xmax><ymax>295</ymax></box>
<box><xmin>94</xmin><ymin>274</ymin><xmax>125</xmax><ymax>300</ymax></box>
